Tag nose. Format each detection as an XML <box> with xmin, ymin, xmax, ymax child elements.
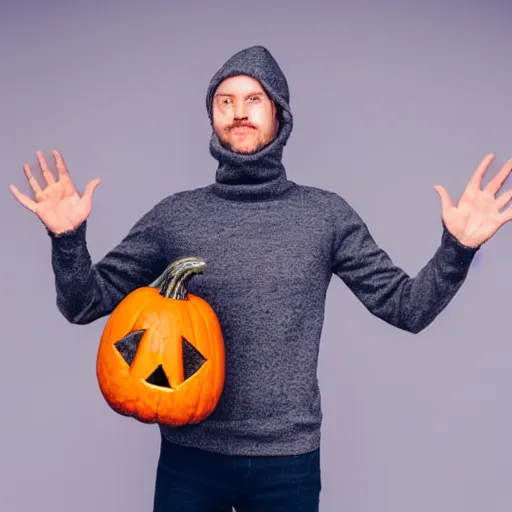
<box><xmin>233</xmin><ymin>99</ymin><xmax>248</xmax><ymax>120</ymax></box>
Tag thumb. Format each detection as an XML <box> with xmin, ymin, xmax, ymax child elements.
<box><xmin>82</xmin><ymin>178</ymin><xmax>101</xmax><ymax>208</ymax></box>
<box><xmin>83</xmin><ymin>178</ymin><xmax>101</xmax><ymax>199</ymax></box>
<box><xmin>433</xmin><ymin>184</ymin><xmax>453</xmax><ymax>215</ymax></box>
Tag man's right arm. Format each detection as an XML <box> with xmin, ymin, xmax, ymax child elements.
<box><xmin>49</xmin><ymin>201</ymin><xmax>169</xmax><ymax>325</ymax></box>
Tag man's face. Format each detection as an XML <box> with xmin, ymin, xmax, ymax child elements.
<box><xmin>212</xmin><ymin>75</ymin><xmax>279</xmax><ymax>154</ymax></box>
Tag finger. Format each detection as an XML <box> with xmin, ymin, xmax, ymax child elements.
<box><xmin>36</xmin><ymin>150</ymin><xmax>56</xmax><ymax>185</ymax></box>
<box><xmin>498</xmin><ymin>205</ymin><xmax>512</xmax><ymax>225</ymax></box>
<box><xmin>52</xmin><ymin>149</ymin><xmax>70</xmax><ymax>180</ymax></box>
<box><xmin>485</xmin><ymin>157</ymin><xmax>512</xmax><ymax>196</ymax></box>
<box><xmin>9</xmin><ymin>184</ymin><xmax>37</xmax><ymax>212</ymax></box>
<box><xmin>464</xmin><ymin>153</ymin><xmax>495</xmax><ymax>194</ymax></box>
<box><xmin>23</xmin><ymin>163</ymin><xmax>43</xmax><ymax>195</ymax></box>
<box><xmin>82</xmin><ymin>178</ymin><xmax>101</xmax><ymax>201</ymax></box>
<box><xmin>433</xmin><ymin>184</ymin><xmax>454</xmax><ymax>214</ymax></box>
<box><xmin>495</xmin><ymin>188</ymin><xmax>512</xmax><ymax>210</ymax></box>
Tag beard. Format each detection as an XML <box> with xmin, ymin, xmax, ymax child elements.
<box><xmin>216</xmin><ymin>122</ymin><xmax>276</xmax><ymax>155</ymax></box>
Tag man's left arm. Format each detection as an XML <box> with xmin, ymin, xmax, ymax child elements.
<box><xmin>331</xmin><ymin>153</ymin><xmax>512</xmax><ymax>334</ymax></box>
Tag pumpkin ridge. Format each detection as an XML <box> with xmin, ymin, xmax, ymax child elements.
<box><xmin>184</xmin><ymin>298</ymin><xmax>204</xmax><ymax>422</ymax></box>
<box><xmin>149</xmin><ymin>293</ymin><xmax>177</xmax><ymax>417</ymax></box>
<box><xmin>120</xmin><ymin>290</ymin><xmax>160</xmax><ymax>369</ymax></box>
<box><xmin>186</xmin><ymin>296</ymin><xmax>210</xmax><ymax>421</ymax></box>
<box><xmin>188</xmin><ymin>295</ymin><xmax>224</xmax><ymax>416</ymax></box>
<box><xmin>189</xmin><ymin>296</ymin><xmax>216</xmax><ymax>416</ymax></box>
<box><xmin>126</xmin><ymin>291</ymin><xmax>166</xmax><ymax>379</ymax></box>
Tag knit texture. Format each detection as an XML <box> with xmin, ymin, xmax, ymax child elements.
<box><xmin>49</xmin><ymin>45</ymin><xmax>478</xmax><ymax>456</ymax></box>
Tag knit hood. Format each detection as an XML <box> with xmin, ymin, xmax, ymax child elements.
<box><xmin>205</xmin><ymin>45</ymin><xmax>295</xmax><ymax>200</ymax></box>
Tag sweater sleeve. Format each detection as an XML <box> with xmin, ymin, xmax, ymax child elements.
<box><xmin>331</xmin><ymin>195</ymin><xmax>479</xmax><ymax>334</ymax></box>
<box><xmin>49</xmin><ymin>200</ymin><xmax>169</xmax><ymax>325</ymax></box>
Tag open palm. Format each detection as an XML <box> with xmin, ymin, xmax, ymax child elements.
<box><xmin>434</xmin><ymin>153</ymin><xmax>512</xmax><ymax>248</ymax></box>
<box><xmin>9</xmin><ymin>150</ymin><xmax>100</xmax><ymax>235</ymax></box>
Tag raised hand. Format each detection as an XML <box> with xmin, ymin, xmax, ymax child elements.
<box><xmin>434</xmin><ymin>153</ymin><xmax>512</xmax><ymax>248</ymax></box>
<box><xmin>9</xmin><ymin>150</ymin><xmax>100</xmax><ymax>235</ymax></box>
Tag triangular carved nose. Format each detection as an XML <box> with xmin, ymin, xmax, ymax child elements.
<box><xmin>146</xmin><ymin>364</ymin><xmax>171</xmax><ymax>388</ymax></box>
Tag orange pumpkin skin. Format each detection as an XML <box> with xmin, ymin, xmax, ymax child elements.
<box><xmin>96</xmin><ymin>257</ymin><xmax>225</xmax><ymax>426</ymax></box>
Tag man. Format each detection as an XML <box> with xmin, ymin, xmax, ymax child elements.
<box><xmin>9</xmin><ymin>45</ymin><xmax>512</xmax><ymax>511</ymax></box>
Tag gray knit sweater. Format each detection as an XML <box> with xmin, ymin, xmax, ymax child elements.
<box><xmin>49</xmin><ymin>46</ymin><xmax>478</xmax><ymax>456</ymax></box>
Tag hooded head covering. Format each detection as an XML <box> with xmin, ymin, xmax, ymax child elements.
<box><xmin>206</xmin><ymin>45</ymin><xmax>295</xmax><ymax>201</ymax></box>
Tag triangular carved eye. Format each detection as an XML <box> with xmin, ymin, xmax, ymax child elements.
<box><xmin>182</xmin><ymin>337</ymin><xmax>207</xmax><ymax>379</ymax></box>
<box><xmin>114</xmin><ymin>329</ymin><xmax>145</xmax><ymax>366</ymax></box>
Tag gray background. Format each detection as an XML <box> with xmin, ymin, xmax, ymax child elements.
<box><xmin>1</xmin><ymin>0</ymin><xmax>512</xmax><ymax>510</ymax></box>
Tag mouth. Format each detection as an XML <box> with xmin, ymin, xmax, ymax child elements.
<box><xmin>231</xmin><ymin>127</ymin><xmax>255</xmax><ymax>137</ymax></box>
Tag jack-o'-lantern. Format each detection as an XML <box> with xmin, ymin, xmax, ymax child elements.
<box><xmin>96</xmin><ymin>256</ymin><xmax>225</xmax><ymax>426</ymax></box>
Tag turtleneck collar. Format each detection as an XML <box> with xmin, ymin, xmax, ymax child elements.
<box><xmin>208</xmin><ymin>110</ymin><xmax>294</xmax><ymax>201</ymax></box>
<box><xmin>204</xmin><ymin>45</ymin><xmax>296</xmax><ymax>202</ymax></box>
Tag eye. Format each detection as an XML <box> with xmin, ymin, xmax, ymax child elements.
<box><xmin>182</xmin><ymin>336</ymin><xmax>207</xmax><ymax>379</ymax></box>
<box><xmin>114</xmin><ymin>329</ymin><xmax>145</xmax><ymax>366</ymax></box>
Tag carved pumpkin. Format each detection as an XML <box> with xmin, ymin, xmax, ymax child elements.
<box><xmin>96</xmin><ymin>256</ymin><xmax>225</xmax><ymax>426</ymax></box>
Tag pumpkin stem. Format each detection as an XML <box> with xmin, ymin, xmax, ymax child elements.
<box><xmin>150</xmin><ymin>257</ymin><xmax>206</xmax><ymax>300</ymax></box>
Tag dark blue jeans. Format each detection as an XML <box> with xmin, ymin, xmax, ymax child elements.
<box><xmin>153</xmin><ymin>436</ymin><xmax>321</xmax><ymax>511</ymax></box>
